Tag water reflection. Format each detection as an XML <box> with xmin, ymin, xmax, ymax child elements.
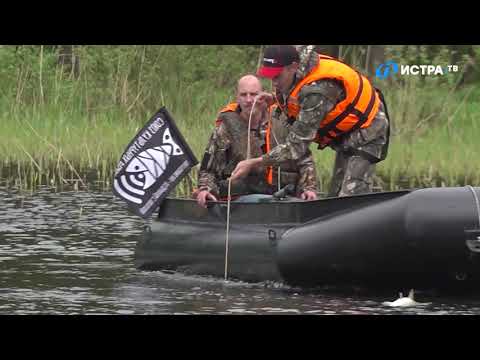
<box><xmin>1</xmin><ymin>186</ymin><xmax>480</xmax><ymax>314</ymax></box>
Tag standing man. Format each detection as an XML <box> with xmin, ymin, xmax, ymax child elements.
<box><xmin>231</xmin><ymin>45</ymin><xmax>390</xmax><ymax>197</ymax></box>
<box><xmin>194</xmin><ymin>74</ymin><xmax>318</xmax><ymax>208</ymax></box>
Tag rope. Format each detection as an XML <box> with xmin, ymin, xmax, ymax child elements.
<box><xmin>266</xmin><ymin>109</ymin><xmax>282</xmax><ymax>192</ymax></box>
<box><xmin>246</xmin><ymin>96</ymin><xmax>258</xmax><ymax>160</ymax></box>
<box><xmin>466</xmin><ymin>185</ymin><xmax>480</xmax><ymax>228</ymax></box>
<box><xmin>224</xmin><ymin>95</ymin><xmax>267</xmax><ymax>281</ymax></box>
<box><xmin>224</xmin><ymin>177</ymin><xmax>232</xmax><ymax>281</ymax></box>
<box><xmin>225</xmin><ymin>97</ymin><xmax>259</xmax><ymax>281</ymax></box>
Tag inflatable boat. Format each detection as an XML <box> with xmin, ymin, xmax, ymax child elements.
<box><xmin>135</xmin><ymin>186</ymin><xmax>480</xmax><ymax>292</ymax></box>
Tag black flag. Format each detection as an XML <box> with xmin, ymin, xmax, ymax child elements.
<box><xmin>113</xmin><ymin>107</ymin><xmax>198</xmax><ymax>218</ymax></box>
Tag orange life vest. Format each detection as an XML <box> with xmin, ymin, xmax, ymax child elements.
<box><xmin>216</xmin><ymin>102</ymin><xmax>275</xmax><ymax>185</ymax></box>
<box><xmin>265</xmin><ymin>115</ymin><xmax>273</xmax><ymax>185</ymax></box>
<box><xmin>278</xmin><ymin>54</ymin><xmax>380</xmax><ymax>148</ymax></box>
<box><xmin>216</xmin><ymin>102</ymin><xmax>240</xmax><ymax>127</ymax></box>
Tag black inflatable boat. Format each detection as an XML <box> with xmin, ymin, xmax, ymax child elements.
<box><xmin>135</xmin><ymin>186</ymin><xmax>480</xmax><ymax>292</ymax></box>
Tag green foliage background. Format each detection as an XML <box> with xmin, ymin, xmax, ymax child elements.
<box><xmin>0</xmin><ymin>45</ymin><xmax>478</xmax><ymax>193</ymax></box>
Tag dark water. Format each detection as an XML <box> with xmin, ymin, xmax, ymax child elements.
<box><xmin>1</xmin><ymin>187</ymin><xmax>480</xmax><ymax>315</ymax></box>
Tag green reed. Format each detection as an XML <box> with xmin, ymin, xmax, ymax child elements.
<box><xmin>2</xmin><ymin>85</ymin><xmax>480</xmax><ymax>193</ymax></box>
<box><xmin>1</xmin><ymin>45</ymin><xmax>479</xmax><ymax>194</ymax></box>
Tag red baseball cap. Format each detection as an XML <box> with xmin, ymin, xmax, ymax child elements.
<box><xmin>257</xmin><ymin>45</ymin><xmax>300</xmax><ymax>79</ymax></box>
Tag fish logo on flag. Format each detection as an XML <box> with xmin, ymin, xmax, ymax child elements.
<box><xmin>113</xmin><ymin>107</ymin><xmax>198</xmax><ymax>218</ymax></box>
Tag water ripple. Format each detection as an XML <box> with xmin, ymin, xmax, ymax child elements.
<box><xmin>2</xmin><ymin>187</ymin><xmax>480</xmax><ymax>314</ymax></box>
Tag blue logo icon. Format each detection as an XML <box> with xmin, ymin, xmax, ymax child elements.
<box><xmin>375</xmin><ymin>61</ymin><xmax>399</xmax><ymax>79</ymax></box>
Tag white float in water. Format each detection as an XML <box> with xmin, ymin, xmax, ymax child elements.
<box><xmin>382</xmin><ymin>289</ymin><xmax>431</xmax><ymax>308</ymax></box>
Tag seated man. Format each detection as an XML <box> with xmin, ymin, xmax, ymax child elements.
<box><xmin>231</xmin><ymin>45</ymin><xmax>390</xmax><ymax>198</ymax></box>
<box><xmin>194</xmin><ymin>74</ymin><xmax>318</xmax><ymax>208</ymax></box>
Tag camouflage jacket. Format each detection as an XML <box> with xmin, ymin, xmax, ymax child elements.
<box><xmin>262</xmin><ymin>46</ymin><xmax>390</xmax><ymax>167</ymax></box>
<box><xmin>197</xmin><ymin>107</ymin><xmax>318</xmax><ymax>197</ymax></box>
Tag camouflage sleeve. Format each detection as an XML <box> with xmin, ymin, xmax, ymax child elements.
<box><xmin>197</xmin><ymin>124</ymin><xmax>231</xmax><ymax>195</ymax></box>
<box><xmin>262</xmin><ymin>81</ymin><xmax>340</xmax><ymax>166</ymax></box>
<box><xmin>295</xmin><ymin>151</ymin><xmax>319</xmax><ymax>193</ymax></box>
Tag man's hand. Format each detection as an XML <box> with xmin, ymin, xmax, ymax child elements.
<box><xmin>230</xmin><ymin>157</ymin><xmax>263</xmax><ymax>182</ymax></box>
<box><xmin>300</xmin><ymin>190</ymin><xmax>317</xmax><ymax>201</ymax></box>
<box><xmin>255</xmin><ymin>92</ymin><xmax>275</xmax><ymax>107</ymax></box>
<box><xmin>196</xmin><ymin>190</ymin><xmax>218</xmax><ymax>208</ymax></box>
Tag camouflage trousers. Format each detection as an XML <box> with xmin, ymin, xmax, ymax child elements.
<box><xmin>328</xmin><ymin>152</ymin><xmax>376</xmax><ymax>197</ymax></box>
<box><xmin>328</xmin><ymin>101</ymin><xmax>390</xmax><ymax>197</ymax></box>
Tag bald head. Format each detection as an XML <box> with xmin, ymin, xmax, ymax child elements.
<box><xmin>236</xmin><ymin>74</ymin><xmax>266</xmax><ymax>122</ymax></box>
<box><xmin>237</xmin><ymin>74</ymin><xmax>263</xmax><ymax>94</ymax></box>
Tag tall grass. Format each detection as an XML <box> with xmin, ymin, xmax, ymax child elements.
<box><xmin>377</xmin><ymin>78</ymin><xmax>480</xmax><ymax>190</ymax></box>
<box><xmin>0</xmin><ymin>45</ymin><xmax>479</xmax><ymax>194</ymax></box>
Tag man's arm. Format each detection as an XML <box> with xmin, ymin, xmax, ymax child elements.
<box><xmin>231</xmin><ymin>81</ymin><xmax>342</xmax><ymax>182</ymax></box>
<box><xmin>195</xmin><ymin>125</ymin><xmax>231</xmax><ymax>207</ymax></box>
<box><xmin>197</xmin><ymin>131</ymin><xmax>221</xmax><ymax>196</ymax></box>
<box><xmin>262</xmin><ymin>82</ymin><xmax>340</xmax><ymax>167</ymax></box>
<box><xmin>296</xmin><ymin>151</ymin><xmax>319</xmax><ymax>195</ymax></box>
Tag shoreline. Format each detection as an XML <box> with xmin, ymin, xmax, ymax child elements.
<box><xmin>1</xmin><ymin>158</ymin><xmax>478</xmax><ymax>194</ymax></box>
